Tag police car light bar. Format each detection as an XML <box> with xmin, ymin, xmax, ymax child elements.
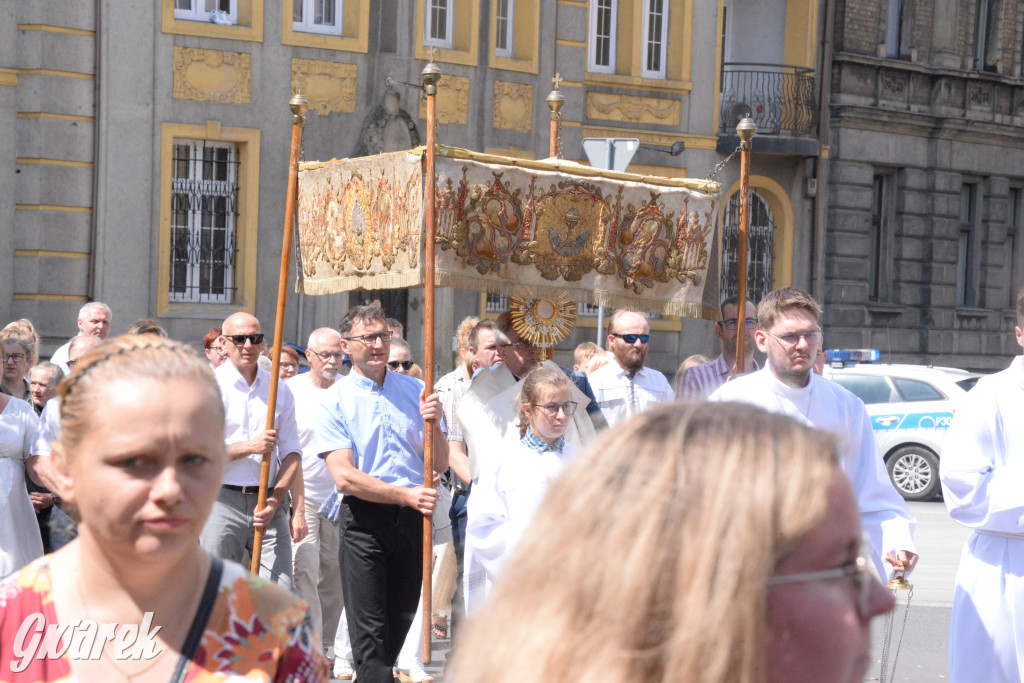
<box><xmin>825</xmin><ymin>349</ymin><xmax>881</xmax><ymax>364</ymax></box>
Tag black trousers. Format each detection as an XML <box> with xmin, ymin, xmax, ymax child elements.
<box><xmin>339</xmin><ymin>496</ymin><xmax>423</xmax><ymax>683</ymax></box>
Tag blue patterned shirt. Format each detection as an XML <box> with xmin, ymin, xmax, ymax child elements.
<box><xmin>520</xmin><ymin>428</ymin><xmax>565</xmax><ymax>454</ymax></box>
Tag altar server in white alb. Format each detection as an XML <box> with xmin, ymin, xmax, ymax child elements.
<box><xmin>709</xmin><ymin>287</ymin><xmax>918</xmax><ymax>580</ymax></box>
<box><xmin>464</xmin><ymin>367</ymin><xmax>579</xmax><ymax>613</ymax></box>
<box><xmin>587</xmin><ymin>310</ymin><xmax>673</xmax><ymax>428</ymax></box>
<box><xmin>941</xmin><ymin>288</ymin><xmax>1024</xmax><ymax>683</ymax></box>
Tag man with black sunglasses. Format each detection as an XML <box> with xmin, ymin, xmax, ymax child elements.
<box><xmin>201</xmin><ymin>312</ymin><xmax>303</xmax><ymax>589</ymax></box>
<box><xmin>709</xmin><ymin>287</ymin><xmax>918</xmax><ymax>583</ymax></box>
<box><xmin>588</xmin><ymin>309</ymin><xmax>673</xmax><ymax>428</ymax></box>
<box><xmin>676</xmin><ymin>296</ymin><xmax>759</xmax><ymax>400</ymax></box>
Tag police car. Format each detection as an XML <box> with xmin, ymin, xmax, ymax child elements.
<box><xmin>822</xmin><ymin>350</ymin><xmax>982</xmax><ymax>501</ymax></box>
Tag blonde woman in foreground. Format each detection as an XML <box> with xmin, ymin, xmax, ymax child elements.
<box><xmin>450</xmin><ymin>401</ymin><xmax>895</xmax><ymax>683</ymax></box>
<box><xmin>0</xmin><ymin>336</ymin><xmax>329</xmax><ymax>681</ymax></box>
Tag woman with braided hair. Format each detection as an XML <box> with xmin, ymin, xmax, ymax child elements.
<box><xmin>0</xmin><ymin>335</ymin><xmax>329</xmax><ymax>681</ymax></box>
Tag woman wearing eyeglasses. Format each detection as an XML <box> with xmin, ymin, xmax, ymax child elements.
<box><xmin>463</xmin><ymin>367</ymin><xmax>579</xmax><ymax>615</ymax></box>
<box><xmin>450</xmin><ymin>401</ymin><xmax>895</xmax><ymax>683</ymax></box>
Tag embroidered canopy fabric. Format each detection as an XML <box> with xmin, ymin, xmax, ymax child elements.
<box><xmin>295</xmin><ymin>146</ymin><xmax>721</xmax><ymax>318</ymax></box>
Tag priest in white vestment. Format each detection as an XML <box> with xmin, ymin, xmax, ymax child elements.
<box><xmin>941</xmin><ymin>319</ymin><xmax>1024</xmax><ymax>681</ymax></box>
<box><xmin>709</xmin><ymin>287</ymin><xmax>917</xmax><ymax>580</ymax></box>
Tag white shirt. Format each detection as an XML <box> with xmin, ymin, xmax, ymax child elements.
<box><xmin>215</xmin><ymin>362</ymin><xmax>301</xmax><ymax>487</ymax></box>
<box><xmin>709</xmin><ymin>366</ymin><xmax>916</xmax><ymax>579</ymax></box>
<box><xmin>941</xmin><ymin>357</ymin><xmax>1024</xmax><ymax>682</ymax></box>
<box><xmin>285</xmin><ymin>372</ymin><xmax>337</xmax><ymax>506</ymax></box>
<box><xmin>48</xmin><ymin>338</ymin><xmax>74</xmax><ymax>375</ymax></box>
<box><xmin>464</xmin><ymin>439</ymin><xmax>576</xmax><ymax>614</ymax></box>
<box><xmin>31</xmin><ymin>397</ymin><xmax>60</xmax><ymax>457</ymax></box>
<box><xmin>587</xmin><ymin>361</ymin><xmax>673</xmax><ymax>428</ymax></box>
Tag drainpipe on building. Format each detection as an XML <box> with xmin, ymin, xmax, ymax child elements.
<box><xmin>87</xmin><ymin>0</ymin><xmax>101</xmax><ymax>301</ymax></box>
<box><xmin>811</xmin><ymin>0</ymin><xmax>835</xmax><ymax>302</ymax></box>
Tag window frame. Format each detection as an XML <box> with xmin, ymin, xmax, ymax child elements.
<box><xmin>494</xmin><ymin>0</ymin><xmax>514</xmax><ymax>57</ymax></box>
<box><xmin>957</xmin><ymin>182</ymin><xmax>981</xmax><ymax>308</ymax></box>
<box><xmin>174</xmin><ymin>0</ymin><xmax>238</xmax><ymax>25</ymax></box>
<box><xmin>169</xmin><ymin>140</ymin><xmax>239</xmax><ymax>305</ymax></box>
<box><xmin>588</xmin><ymin>0</ymin><xmax>618</xmax><ymax>74</ymax></box>
<box><xmin>973</xmin><ymin>0</ymin><xmax>1000</xmax><ymax>73</ymax></box>
<box><xmin>884</xmin><ymin>0</ymin><xmax>904</xmax><ymax>59</ymax></box>
<box><xmin>640</xmin><ymin>0</ymin><xmax>669</xmax><ymax>79</ymax></box>
<box><xmin>424</xmin><ymin>0</ymin><xmax>454</xmax><ymax>49</ymax></box>
<box><xmin>869</xmin><ymin>172</ymin><xmax>896</xmax><ymax>302</ymax></box>
<box><xmin>1007</xmin><ymin>187</ymin><xmax>1022</xmax><ymax>309</ymax></box>
<box><xmin>158</xmin><ymin>122</ymin><xmax>260</xmax><ymax>318</ymax></box>
<box><xmin>293</xmin><ymin>0</ymin><xmax>343</xmax><ymax>35</ymax></box>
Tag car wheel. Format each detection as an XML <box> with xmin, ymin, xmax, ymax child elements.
<box><xmin>886</xmin><ymin>446</ymin><xmax>940</xmax><ymax>501</ymax></box>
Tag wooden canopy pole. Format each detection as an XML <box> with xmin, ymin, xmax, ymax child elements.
<box><xmin>547</xmin><ymin>73</ymin><xmax>564</xmax><ymax>159</ymax></box>
<box><xmin>419</xmin><ymin>59</ymin><xmax>441</xmax><ymax>665</ymax></box>
<box><xmin>251</xmin><ymin>92</ymin><xmax>309</xmax><ymax>576</ymax></box>
<box><xmin>733</xmin><ymin>117</ymin><xmax>756</xmax><ymax>377</ymax></box>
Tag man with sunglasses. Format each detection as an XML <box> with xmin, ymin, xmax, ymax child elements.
<box><xmin>316</xmin><ymin>304</ymin><xmax>449</xmax><ymax>683</ymax></box>
<box><xmin>709</xmin><ymin>287</ymin><xmax>917</xmax><ymax>582</ymax></box>
<box><xmin>202</xmin><ymin>312</ymin><xmax>302</xmax><ymax>588</ymax></box>
<box><xmin>588</xmin><ymin>309</ymin><xmax>674</xmax><ymax>428</ymax></box>
<box><xmin>676</xmin><ymin>296</ymin><xmax>759</xmax><ymax>400</ymax></box>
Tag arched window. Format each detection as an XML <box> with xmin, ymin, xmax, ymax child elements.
<box><xmin>721</xmin><ymin>189</ymin><xmax>776</xmax><ymax>304</ymax></box>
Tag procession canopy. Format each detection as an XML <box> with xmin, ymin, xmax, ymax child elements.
<box><xmin>296</xmin><ymin>145</ymin><xmax>722</xmax><ymax>319</ymax></box>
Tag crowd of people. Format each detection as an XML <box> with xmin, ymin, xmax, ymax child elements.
<box><xmin>2</xmin><ymin>284</ymin><xmax>1021</xmax><ymax>681</ymax></box>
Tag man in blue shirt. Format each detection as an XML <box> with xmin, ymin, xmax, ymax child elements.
<box><xmin>317</xmin><ymin>304</ymin><xmax>449</xmax><ymax>683</ymax></box>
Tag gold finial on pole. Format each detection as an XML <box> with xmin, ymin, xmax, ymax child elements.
<box><xmin>547</xmin><ymin>73</ymin><xmax>566</xmax><ymax>159</ymax></box>
<box><xmin>733</xmin><ymin>116</ymin><xmax>757</xmax><ymax>379</ymax></box>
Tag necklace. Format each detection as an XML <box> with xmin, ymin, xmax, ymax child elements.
<box><xmin>72</xmin><ymin>557</ymin><xmax>199</xmax><ymax>681</ymax></box>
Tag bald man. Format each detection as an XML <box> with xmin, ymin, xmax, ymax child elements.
<box><xmin>200</xmin><ymin>312</ymin><xmax>302</xmax><ymax>588</ymax></box>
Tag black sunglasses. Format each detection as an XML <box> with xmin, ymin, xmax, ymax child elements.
<box><xmin>611</xmin><ymin>333</ymin><xmax>650</xmax><ymax>344</ymax></box>
<box><xmin>225</xmin><ymin>333</ymin><xmax>265</xmax><ymax>346</ymax></box>
<box><xmin>388</xmin><ymin>360</ymin><xmax>414</xmax><ymax>370</ymax></box>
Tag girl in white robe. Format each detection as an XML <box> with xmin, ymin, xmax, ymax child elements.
<box><xmin>464</xmin><ymin>367</ymin><xmax>578</xmax><ymax>613</ymax></box>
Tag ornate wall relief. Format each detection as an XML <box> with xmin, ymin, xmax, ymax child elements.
<box><xmin>419</xmin><ymin>75</ymin><xmax>470</xmax><ymax>125</ymax></box>
<box><xmin>291</xmin><ymin>59</ymin><xmax>357</xmax><ymax>115</ymax></box>
<box><xmin>172</xmin><ymin>47</ymin><xmax>251</xmax><ymax>104</ymax></box>
<box><xmin>585</xmin><ymin>93</ymin><xmax>680</xmax><ymax>125</ymax></box>
<box><xmin>493</xmin><ymin>81</ymin><xmax>533</xmax><ymax>131</ymax></box>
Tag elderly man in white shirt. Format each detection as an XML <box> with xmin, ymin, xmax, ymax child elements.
<box><xmin>49</xmin><ymin>302</ymin><xmax>111</xmax><ymax>373</ymax></box>
<box><xmin>200</xmin><ymin>312</ymin><xmax>302</xmax><ymax>588</ymax></box>
<box><xmin>587</xmin><ymin>310</ymin><xmax>673</xmax><ymax>428</ymax></box>
<box><xmin>286</xmin><ymin>327</ymin><xmax>349</xmax><ymax>669</ymax></box>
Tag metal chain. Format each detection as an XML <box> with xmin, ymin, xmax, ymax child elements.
<box><xmin>299</xmin><ymin>115</ymin><xmax>307</xmax><ymax>162</ymax></box>
<box><xmin>879</xmin><ymin>587</ymin><xmax>913</xmax><ymax>683</ymax></box>
<box><xmin>556</xmin><ymin>116</ymin><xmax>563</xmax><ymax>160</ymax></box>
<box><xmin>705</xmin><ymin>145</ymin><xmax>741</xmax><ymax>181</ymax></box>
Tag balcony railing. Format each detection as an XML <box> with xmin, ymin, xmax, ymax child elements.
<box><xmin>719</xmin><ymin>63</ymin><xmax>817</xmax><ymax>137</ymax></box>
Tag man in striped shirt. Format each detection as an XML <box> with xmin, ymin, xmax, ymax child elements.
<box><xmin>676</xmin><ymin>297</ymin><xmax>758</xmax><ymax>400</ymax></box>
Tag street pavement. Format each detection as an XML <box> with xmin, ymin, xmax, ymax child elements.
<box><xmin>865</xmin><ymin>499</ymin><xmax>970</xmax><ymax>682</ymax></box>
<box><xmin>331</xmin><ymin>500</ymin><xmax>968</xmax><ymax>683</ymax></box>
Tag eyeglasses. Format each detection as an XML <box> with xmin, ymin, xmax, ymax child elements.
<box><xmin>764</xmin><ymin>329</ymin><xmax>821</xmax><ymax>347</ymax></box>
<box><xmin>767</xmin><ymin>553</ymin><xmax>872</xmax><ymax>618</ymax></box>
<box><xmin>388</xmin><ymin>360</ymin><xmax>414</xmax><ymax>370</ymax></box>
<box><xmin>207</xmin><ymin>346</ymin><xmax>225</xmax><ymax>354</ymax></box>
<box><xmin>225</xmin><ymin>333</ymin><xmax>265</xmax><ymax>346</ymax></box>
<box><xmin>533</xmin><ymin>401</ymin><xmax>578</xmax><ymax>417</ymax></box>
<box><xmin>309</xmin><ymin>349</ymin><xmax>344</xmax><ymax>361</ymax></box>
<box><xmin>3</xmin><ymin>353</ymin><xmax>25</xmax><ymax>363</ymax></box>
<box><xmin>611</xmin><ymin>333</ymin><xmax>650</xmax><ymax>345</ymax></box>
<box><xmin>501</xmin><ymin>340</ymin><xmax>533</xmax><ymax>349</ymax></box>
<box><xmin>280</xmin><ymin>362</ymin><xmax>298</xmax><ymax>371</ymax></box>
<box><xmin>721</xmin><ymin>318</ymin><xmax>757</xmax><ymax>331</ymax></box>
<box><xmin>345</xmin><ymin>331</ymin><xmax>392</xmax><ymax>345</ymax></box>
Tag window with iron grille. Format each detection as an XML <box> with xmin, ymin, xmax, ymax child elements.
<box><xmin>174</xmin><ymin>0</ymin><xmax>237</xmax><ymax>23</ymax></box>
<box><xmin>720</xmin><ymin>190</ymin><xmax>776</xmax><ymax>305</ymax></box>
<box><xmin>294</xmin><ymin>0</ymin><xmax>342</xmax><ymax>34</ymax></box>
<box><xmin>495</xmin><ymin>0</ymin><xmax>514</xmax><ymax>56</ymax></box>
<box><xmin>425</xmin><ymin>0</ymin><xmax>453</xmax><ymax>48</ymax></box>
<box><xmin>170</xmin><ymin>141</ymin><xmax>239</xmax><ymax>304</ymax></box>
<box><xmin>588</xmin><ymin>0</ymin><xmax>617</xmax><ymax>73</ymax></box>
<box><xmin>641</xmin><ymin>0</ymin><xmax>668</xmax><ymax>78</ymax></box>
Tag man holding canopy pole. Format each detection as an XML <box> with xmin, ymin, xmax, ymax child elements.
<box><xmin>317</xmin><ymin>303</ymin><xmax>449</xmax><ymax>683</ymax></box>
